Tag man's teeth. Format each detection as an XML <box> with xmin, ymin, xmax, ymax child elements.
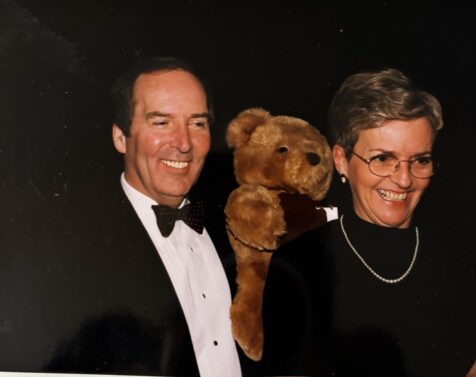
<box><xmin>378</xmin><ymin>190</ymin><xmax>407</xmax><ymax>201</ymax></box>
<box><xmin>162</xmin><ymin>160</ymin><xmax>189</xmax><ymax>169</ymax></box>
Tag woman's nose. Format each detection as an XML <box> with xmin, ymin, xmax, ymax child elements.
<box><xmin>390</xmin><ymin>161</ymin><xmax>412</xmax><ymax>188</ymax></box>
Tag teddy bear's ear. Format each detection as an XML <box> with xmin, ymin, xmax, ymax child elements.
<box><xmin>226</xmin><ymin>108</ymin><xmax>271</xmax><ymax>149</ymax></box>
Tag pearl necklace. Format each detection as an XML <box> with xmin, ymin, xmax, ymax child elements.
<box><xmin>339</xmin><ymin>215</ymin><xmax>419</xmax><ymax>284</ymax></box>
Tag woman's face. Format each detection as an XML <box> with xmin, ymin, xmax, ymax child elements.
<box><xmin>333</xmin><ymin>118</ymin><xmax>434</xmax><ymax>228</ymax></box>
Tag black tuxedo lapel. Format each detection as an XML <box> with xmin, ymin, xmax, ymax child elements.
<box><xmin>45</xmin><ymin>184</ymin><xmax>199</xmax><ymax>376</ymax></box>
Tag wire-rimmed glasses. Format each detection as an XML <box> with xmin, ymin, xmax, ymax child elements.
<box><xmin>348</xmin><ymin>150</ymin><xmax>435</xmax><ymax>179</ymax></box>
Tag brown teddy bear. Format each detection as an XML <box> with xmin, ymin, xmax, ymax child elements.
<box><xmin>224</xmin><ymin>107</ymin><xmax>334</xmax><ymax>361</ymax></box>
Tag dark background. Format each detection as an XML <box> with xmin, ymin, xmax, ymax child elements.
<box><xmin>1</xmin><ymin>0</ymin><xmax>475</xmax><ymax>215</ymax></box>
<box><xmin>0</xmin><ymin>0</ymin><xmax>475</xmax><ymax>371</ymax></box>
<box><xmin>0</xmin><ymin>2</ymin><xmax>475</xmax><ymax>265</ymax></box>
<box><xmin>1</xmin><ymin>0</ymin><xmax>475</xmax><ymax>206</ymax></box>
<box><xmin>1</xmin><ymin>0</ymin><xmax>475</xmax><ymax>329</ymax></box>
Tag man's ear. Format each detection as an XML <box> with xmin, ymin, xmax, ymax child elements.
<box><xmin>332</xmin><ymin>144</ymin><xmax>348</xmax><ymax>177</ymax></box>
<box><xmin>112</xmin><ymin>124</ymin><xmax>127</xmax><ymax>154</ymax></box>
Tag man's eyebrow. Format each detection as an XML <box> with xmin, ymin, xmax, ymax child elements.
<box><xmin>190</xmin><ymin>112</ymin><xmax>210</xmax><ymax>119</ymax></box>
<box><xmin>145</xmin><ymin>111</ymin><xmax>210</xmax><ymax>120</ymax></box>
<box><xmin>145</xmin><ymin>111</ymin><xmax>169</xmax><ymax>120</ymax></box>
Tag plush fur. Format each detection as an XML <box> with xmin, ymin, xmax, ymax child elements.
<box><xmin>225</xmin><ymin>108</ymin><xmax>333</xmax><ymax>361</ymax></box>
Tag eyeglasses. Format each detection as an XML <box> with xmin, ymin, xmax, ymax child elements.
<box><xmin>348</xmin><ymin>150</ymin><xmax>434</xmax><ymax>179</ymax></box>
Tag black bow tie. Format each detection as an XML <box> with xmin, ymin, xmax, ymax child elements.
<box><xmin>152</xmin><ymin>201</ymin><xmax>204</xmax><ymax>238</ymax></box>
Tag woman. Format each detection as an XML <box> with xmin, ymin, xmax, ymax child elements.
<box><xmin>262</xmin><ymin>68</ymin><xmax>475</xmax><ymax>376</ymax></box>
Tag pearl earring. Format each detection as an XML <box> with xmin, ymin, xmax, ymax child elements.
<box><xmin>340</xmin><ymin>175</ymin><xmax>347</xmax><ymax>184</ymax></box>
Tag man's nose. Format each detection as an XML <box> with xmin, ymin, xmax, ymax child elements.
<box><xmin>171</xmin><ymin>124</ymin><xmax>192</xmax><ymax>153</ymax></box>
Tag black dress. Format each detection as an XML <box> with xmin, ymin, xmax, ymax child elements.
<box><xmin>262</xmin><ymin>209</ymin><xmax>475</xmax><ymax>376</ymax></box>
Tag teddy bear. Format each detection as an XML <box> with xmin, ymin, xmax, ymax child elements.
<box><xmin>224</xmin><ymin>107</ymin><xmax>334</xmax><ymax>361</ymax></box>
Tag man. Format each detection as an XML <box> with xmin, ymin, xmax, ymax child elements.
<box><xmin>45</xmin><ymin>57</ymin><xmax>243</xmax><ymax>376</ymax></box>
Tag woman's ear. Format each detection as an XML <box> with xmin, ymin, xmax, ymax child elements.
<box><xmin>112</xmin><ymin>124</ymin><xmax>127</xmax><ymax>154</ymax></box>
<box><xmin>332</xmin><ymin>144</ymin><xmax>348</xmax><ymax>177</ymax></box>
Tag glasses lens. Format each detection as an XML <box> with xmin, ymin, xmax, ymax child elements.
<box><xmin>368</xmin><ymin>155</ymin><xmax>434</xmax><ymax>178</ymax></box>
<box><xmin>368</xmin><ymin>155</ymin><xmax>398</xmax><ymax>177</ymax></box>
<box><xmin>410</xmin><ymin>157</ymin><xmax>434</xmax><ymax>178</ymax></box>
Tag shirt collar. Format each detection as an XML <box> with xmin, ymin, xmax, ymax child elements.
<box><xmin>120</xmin><ymin>173</ymin><xmax>188</xmax><ymax>212</ymax></box>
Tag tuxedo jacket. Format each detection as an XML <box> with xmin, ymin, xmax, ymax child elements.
<box><xmin>0</xmin><ymin>205</ymin><xmax>78</xmax><ymax>372</ymax></box>
<box><xmin>41</xmin><ymin>181</ymin><xmax>247</xmax><ymax>376</ymax></box>
<box><xmin>1</xmin><ymin>168</ymin><xmax>262</xmax><ymax>376</ymax></box>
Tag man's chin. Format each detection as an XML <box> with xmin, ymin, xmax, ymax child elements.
<box><xmin>152</xmin><ymin>188</ymin><xmax>191</xmax><ymax>207</ymax></box>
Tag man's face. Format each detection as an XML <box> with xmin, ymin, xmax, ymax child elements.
<box><xmin>113</xmin><ymin>69</ymin><xmax>211</xmax><ymax>208</ymax></box>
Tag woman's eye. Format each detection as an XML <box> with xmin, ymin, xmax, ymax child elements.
<box><xmin>276</xmin><ymin>146</ymin><xmax>288</xmax><ymax>153</ymax></box>
<box><xmin>372</xmin><ymin>154</ymin><xmax>391</xmax><ymax>162</ymax></box>
<box><xmin>414</xmin><ymin>156</ymin><xmax>433</xmax><ymax>165</ymax></box>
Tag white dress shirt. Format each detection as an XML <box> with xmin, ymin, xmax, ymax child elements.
<box><xmin>121</xmin><ymin>174</ymin><xmax>241</xmax><ymax>377</ymax></box>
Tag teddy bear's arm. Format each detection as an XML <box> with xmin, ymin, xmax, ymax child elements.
<box><xmin>225</xmin><ymin>185</ymin><xmax>286</xmax><ymax>251</ymax></box>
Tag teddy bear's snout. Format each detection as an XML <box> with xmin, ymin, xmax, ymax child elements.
<box><xmin>306</xmin><ymin>152</ymin><xmax>321</xmax><ymax>166</ymax></box>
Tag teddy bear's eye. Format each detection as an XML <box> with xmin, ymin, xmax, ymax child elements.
<box><xmin>276</xmin><ymin>146</ymin><xmax>288</xmax><ymax>154</ymax></box>
<box><xmin>306</xmin><ymin>152</ymin><xmax>321</xmax><ymax>166</ymax></box>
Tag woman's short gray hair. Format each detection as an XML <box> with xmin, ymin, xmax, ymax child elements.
<box><xmin>328</xmin><ymin>68</ymin><xmax>443</xmax><ymax>155</ymax></box>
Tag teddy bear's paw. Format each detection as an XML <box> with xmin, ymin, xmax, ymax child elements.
<box><xmin>255</xmin><ymin>211</ymin><xmax>287</xmax><ymax>250</ymax></box>
<box><xmin>239</xmin><ymin>335</ymin><xmax>263</xmax><ymax>362</ymax></box>
<box><xmin>230</xmin><ymin>305</ymin><xmax>264</xmax><ymax>361</ymax></box>
<box><xmin>226</xmin><ymin>205</ymin><xmax>286</xmax><ymax>251</ymax></box>
<box><xmin>225</xmin><ymin>185</ymin><xmax>286</xmax><ymax>251</ymax></box>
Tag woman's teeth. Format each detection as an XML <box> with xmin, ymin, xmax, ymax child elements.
<box><xmin>378</xmin><ymin>189</ymin><xmax>407</xmax><ymax>201</ymax></box>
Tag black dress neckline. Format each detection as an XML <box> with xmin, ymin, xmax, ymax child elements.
<box><xmin>337</xmin><ymin>210</ymin><xmax>418</xmax><ymax>279</ymax></box>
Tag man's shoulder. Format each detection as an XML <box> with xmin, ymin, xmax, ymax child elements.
<box><xmin>64</xmin><ymin>177</ymin><xmax>142</xmax><ymax>250</ymax></box>
<box><xmin>74</xmin><ymin>176</ymin><xmax>131</xmax><ymax>214</ymax></box>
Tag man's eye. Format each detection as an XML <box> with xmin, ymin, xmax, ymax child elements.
<box><xmin>152</xmin><ymin>120</ymin><xmax>168</xmax><ymax>126</ymax></box>
<box><xmin>191</xmin><ymin>120</ymin><xmax>208</xmax><ymax>128</ymax></box>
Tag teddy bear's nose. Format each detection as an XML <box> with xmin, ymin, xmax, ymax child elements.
<box><xmin>306</xmin><ymin>152</ymin><xmax>321</xmax><ymax>166</ymax></box>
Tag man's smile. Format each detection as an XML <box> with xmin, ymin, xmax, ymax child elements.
<box><xmin>161</xmin><ymin>159</ymin><xmax>190</xmax><ymax>169</ymax></box>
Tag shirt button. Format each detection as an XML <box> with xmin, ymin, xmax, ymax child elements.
<box><xmin>202</xmin><ymin>293</ymin><xmax>206</xmax><ymax>299</ymax></box>
<box><xmin>213</xmin><ymin>340</ymin><xmax>218</xmax><ymax>346</ymax></box>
